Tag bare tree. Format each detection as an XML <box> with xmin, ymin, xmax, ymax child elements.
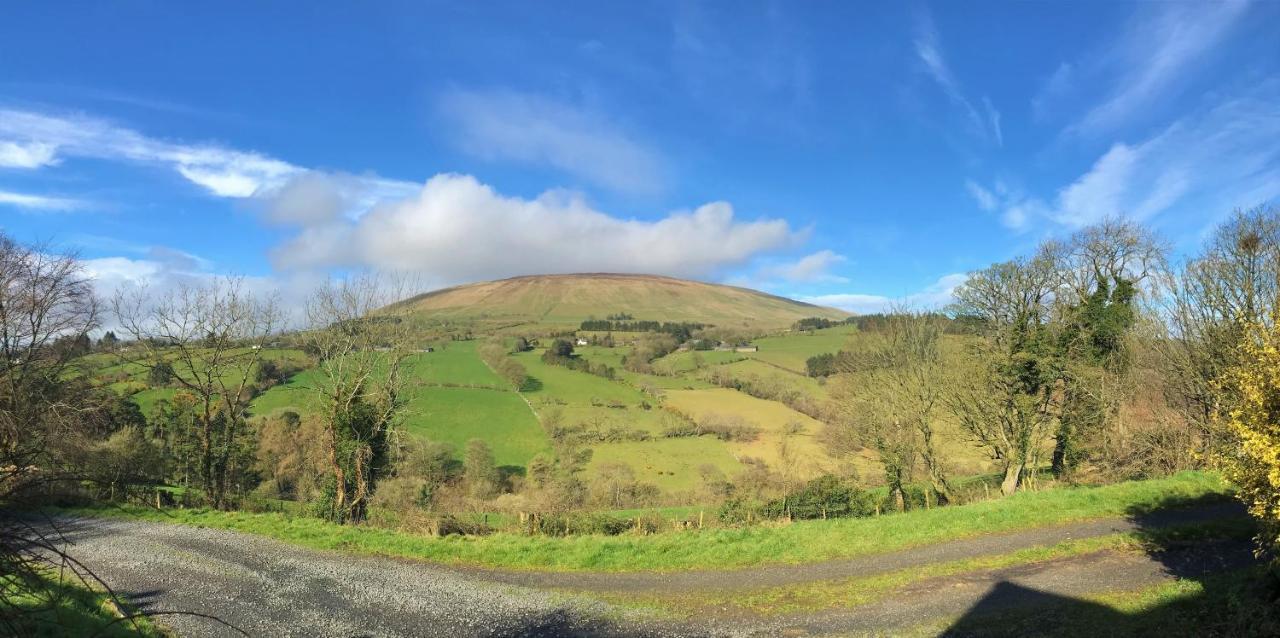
<box><xmin>113</xmin><ymin>277</ymin><xmax>280</xmax><ymax>509</ymax></box>
<box><xmin>0</xmin><ymin>235</ymin><xmax>187</xmax><ymax>637</ymax></box>
<box><xmin>300</xmin><ymin>275</ymin><xmax>416</xmax><ymax>523</ymax></box>
<box><xmin>0</xmin><ymin>236</ymin><xmax>99</xmax><ymax>500</ymax></box>
<box><xmin>1157</xmin><ymin>206</ymin><xmax>1280</xmax><ymax>450</ymax></box>
<box><xmin>829</xmin><ymin>309</ymin><xmax>952</xmax><ymax>509</ymax></box>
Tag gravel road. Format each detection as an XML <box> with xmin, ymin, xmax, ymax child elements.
<box><xmin>27</xmin><ymin>506</ymin><xmax>1256</xmax><ymax>638</ymax></box>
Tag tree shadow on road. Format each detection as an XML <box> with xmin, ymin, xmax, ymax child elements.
<box><xmin>941</xmin><ymin>495</ymin><xmax>1277</xmax><ymax>637</ymax></box>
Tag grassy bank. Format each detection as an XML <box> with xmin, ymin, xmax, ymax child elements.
<box><xmin>65</xmin><ymin>472</ymin><xmax>1231</xmax><ymax>573</ymax></box>
<box><xmin>1</xmin><ymin>569</ymin><xmax>165</xmax><ymax>637</ymax></box>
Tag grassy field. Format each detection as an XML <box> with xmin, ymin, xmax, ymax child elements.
<box><xmin>710</xmin><ymin>357</ymin><xmax>829</xmax><ymax>399</ymax></box>
<box><xmin>663</xmin><ymin>388</ymin><xmax>853</xmax><ymax>479</ymax></box>
<box><xmin>587</xmin><ymin>436</ymin><xmax>745</xmax><ymax>492</ymax></box>
<box><xmin>744</xmin><ymin>325</ymin><xmax>859</xmax><ymax>372</ymax></box>
<box><xmin>249</xmin><ymin>342</ymin><xmax>549</xmax><ymax>468</ymax></box>
<box><xmin>406</xmin><ymin>340</ymin><xmax>505</xmax><ymax>388</ymax></box>
<box><xmin>70</xmin><ymin>472</ymin><xmax>1231</xmax><ymax>572</ymax></box>
<box><xmin>404</xmin><ymin>386</ymin><xmax>548</xmax><ymax>467</ymax></box>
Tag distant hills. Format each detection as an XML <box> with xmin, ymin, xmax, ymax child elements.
<box><xmin>391</xmin><ymin>273</ymin><xmax>849</xmax><ymax>329</ymax></box>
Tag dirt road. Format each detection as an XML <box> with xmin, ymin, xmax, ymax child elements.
<box><xmin>33</xmin><ymin>506</ymin><xmax>1255</xmax><ymax>637</ymax></box>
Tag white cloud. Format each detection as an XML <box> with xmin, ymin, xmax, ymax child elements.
<box><xmin>0</xmin><ymin>140</ymin><xmax>59</xmax><ymax>168</ymax></box>
<box><xmin>801</xmin><ymin>273</ymin><xmax>970</xmax><ymax>315</ymax></box>
<box><xmin>756</xmin><ymin>250</ymin><xmax>849</xmax><ymax>284</ymax></box>
<box><xmin>438</xmin><ymin>89</ymin><xmax>664</xmax><ymax>194</ymax></box>
<box><xmin>271</xmin><ymin>173</ymin><xmax>799</xmax><ymax>283</ymax></box>
<box><xmin>0</xmin><ymin>108</ymin><xmax>301</xmax><ymax>197</ymax></box>
<box><xmin>0</xmin><ymin>189</ymin><xmax>88</xmax><ymax>211</ymax></box>
<box><xmin>79</xmin><ymin>252</ymin><xmax>320</xmax><ymax>331</ymax></box>
<box><xmin>1061</xmin><ymin>1</ymin><xmax>1250</xmax><ymax>136</ymax></box>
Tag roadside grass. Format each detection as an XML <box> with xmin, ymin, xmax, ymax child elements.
<box><xmin>0</xmin><ymin>568</ymin><xmax>165</xmax><ymax>637</ymax></box>
<box><xmin>64</xmin><ymin>472</ymin><xmax>1231</xmax><ymax>573</ymax></box>
<box><xmin>600</xmin><ymin>517</ymin><xmax>1258</xmax><ymax>617</ymax></box>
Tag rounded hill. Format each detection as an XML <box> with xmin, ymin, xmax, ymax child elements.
<box><xmin>391</xmin><ymin>273</ymin><xmax>848</xmax><ymax>328</ymax></box>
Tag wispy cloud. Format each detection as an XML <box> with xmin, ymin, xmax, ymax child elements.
<box><xmin>747</xmin><ymin>250</ymin><xmax>849</xmax><ymax>286</ymax></box>
<box><xmin>0</xmin><ymin>189</ymin><xmax>89</xmax><ymax>211</ymax></box>
<box><xmin>801</xmin><ymin>273</ymin><xmax>970</xmax><ymax>315</ymax></box>
<box><xmin>964</xmin><ymin>180</ymin><xmax>998</xmax><ymax>212</ymax></box>
<box><xmin>438</xmin><ymin>89</ymin><xmax>665</xmax><ymax>195</ymax></box>
<box><xmin>1051</xmin><ymin>1</ymin><xmax>1250</xmax><ymax>137</ymax></box>
<box><xmin>0</xmin><ymin>108</ymin><xmax>299</xmax><ymax>197</ymax></box>
<box><xmin>973</xmin><ymin>79</ymin><xmax>1280</xmax><ymax>231</ymax></box>
<box><xmin>914</xmin><ymin>11</ymin><xmax>1001</xmax><ymax>146</ymax></box>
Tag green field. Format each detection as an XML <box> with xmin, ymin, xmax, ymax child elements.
<box><xmin>404</xmin><ymin>386</ymin><xmax>547</xmax><ymax>467</ymax></box>
<box><xmin>710</xmin><ymin>357</ymin><xmax>829</xmax><ymax>399</ymax></box>
<box><xmin>744</xmin><ymin>325</ymin><xmax>859</xmax><ymax>373</ymax></box>
<box><xmin>587</xmin><ymin>436</ymin><xmax>745</xmax><ymax>492</ymax></box>
<box><xmin>407</xmin><ymin>341</ymin><xmax>505</xmax><ymax>388</ymax></box>
<box><xmin>664</xmin><ymin>388</ymin><xmax>854</xmax><ymax>479</ymax></box>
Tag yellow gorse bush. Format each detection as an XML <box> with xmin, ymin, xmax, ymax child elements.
<box><xmin>1217</xmin><ymin>318</ymin><xmax>1280</xmax><ymax>568</ymax></box>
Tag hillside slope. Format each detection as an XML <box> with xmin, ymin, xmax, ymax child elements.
<box><xmin>391</xmin><ymin>273</ymin><xmax>848</xmax><ymax>328</ymax></box>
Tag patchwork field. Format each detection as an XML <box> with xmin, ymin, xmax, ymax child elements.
<box><xmin>87</xmin><ymin>308</ymin><xmax>994</xmax><ymax>499</ymax></box>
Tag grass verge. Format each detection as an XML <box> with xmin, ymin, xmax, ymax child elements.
<box><xmin>60</xmin><ymin>471</ymin><xmax>1230</xmax><ymax>573</ymax></box>
<box><xmin>598</xmin><ymin>517</ymin><xmax>1257</xmax><ymax>617</ymax></box>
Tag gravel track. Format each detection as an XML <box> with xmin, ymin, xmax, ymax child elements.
<box><xmin>25</xmin><ymin>505</ymin><xmax>1256</xmax><ymax>638</ymax></box>
<box><xmin>32</xmin><ymin>516</ymin><xmax>672</xmax><ymax>638</ymax></box>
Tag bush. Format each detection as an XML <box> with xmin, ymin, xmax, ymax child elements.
<box><xmin>760</xmin><ymin>475</ymin><xmax>869</xmax><ymax>520</ymax></box>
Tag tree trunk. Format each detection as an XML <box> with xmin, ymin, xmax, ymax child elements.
<box><xmin>1000</xmin><ymin>461</ymin><xmax>1022</xmax><ymax>496</ymax></box>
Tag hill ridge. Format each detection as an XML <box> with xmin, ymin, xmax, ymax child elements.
<box><xmin>391</xmin><ymin>273</ymin><xmax>847</xmax><ymax>328</ymax></box>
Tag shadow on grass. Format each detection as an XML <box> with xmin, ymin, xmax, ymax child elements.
<box><xmin>941</xmin><ymin>498</ymin><xmax>1278</xmax><ymax>637</ymax></box>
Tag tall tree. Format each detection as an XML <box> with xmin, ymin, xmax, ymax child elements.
<box><xmin>0</xmin><ymin>235</ymin><xmax>99</xmax><ymax>500</ymax></box>
<box><xmin>949</xmin><ymin>253</ymin><xmax>1060</xmax><ymax>495</ymax></box>
<box><xmin>301</xmin><ymin>275</ymin><xmax>415</xmax><ymax>523</ymax></box>
<box><xmin>1160</xmin><ymin>207</ymin><xmax>1280</xmax><ymax>450</ymax></box>
<box><xmin>113</xmin><ymin>277</ymin><xmax>280</xmax><ymax>508</ymax></box>
<box><xmin>1047</xmin><ymin>219</ymin><xmax>1164</xmax><ymax>476</ymax></box>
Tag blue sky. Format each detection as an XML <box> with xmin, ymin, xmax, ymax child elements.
<box><xmin>1</xmin><ymin>1</ymin><xmax>1277</xmax><ymax>313</ymax></box>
